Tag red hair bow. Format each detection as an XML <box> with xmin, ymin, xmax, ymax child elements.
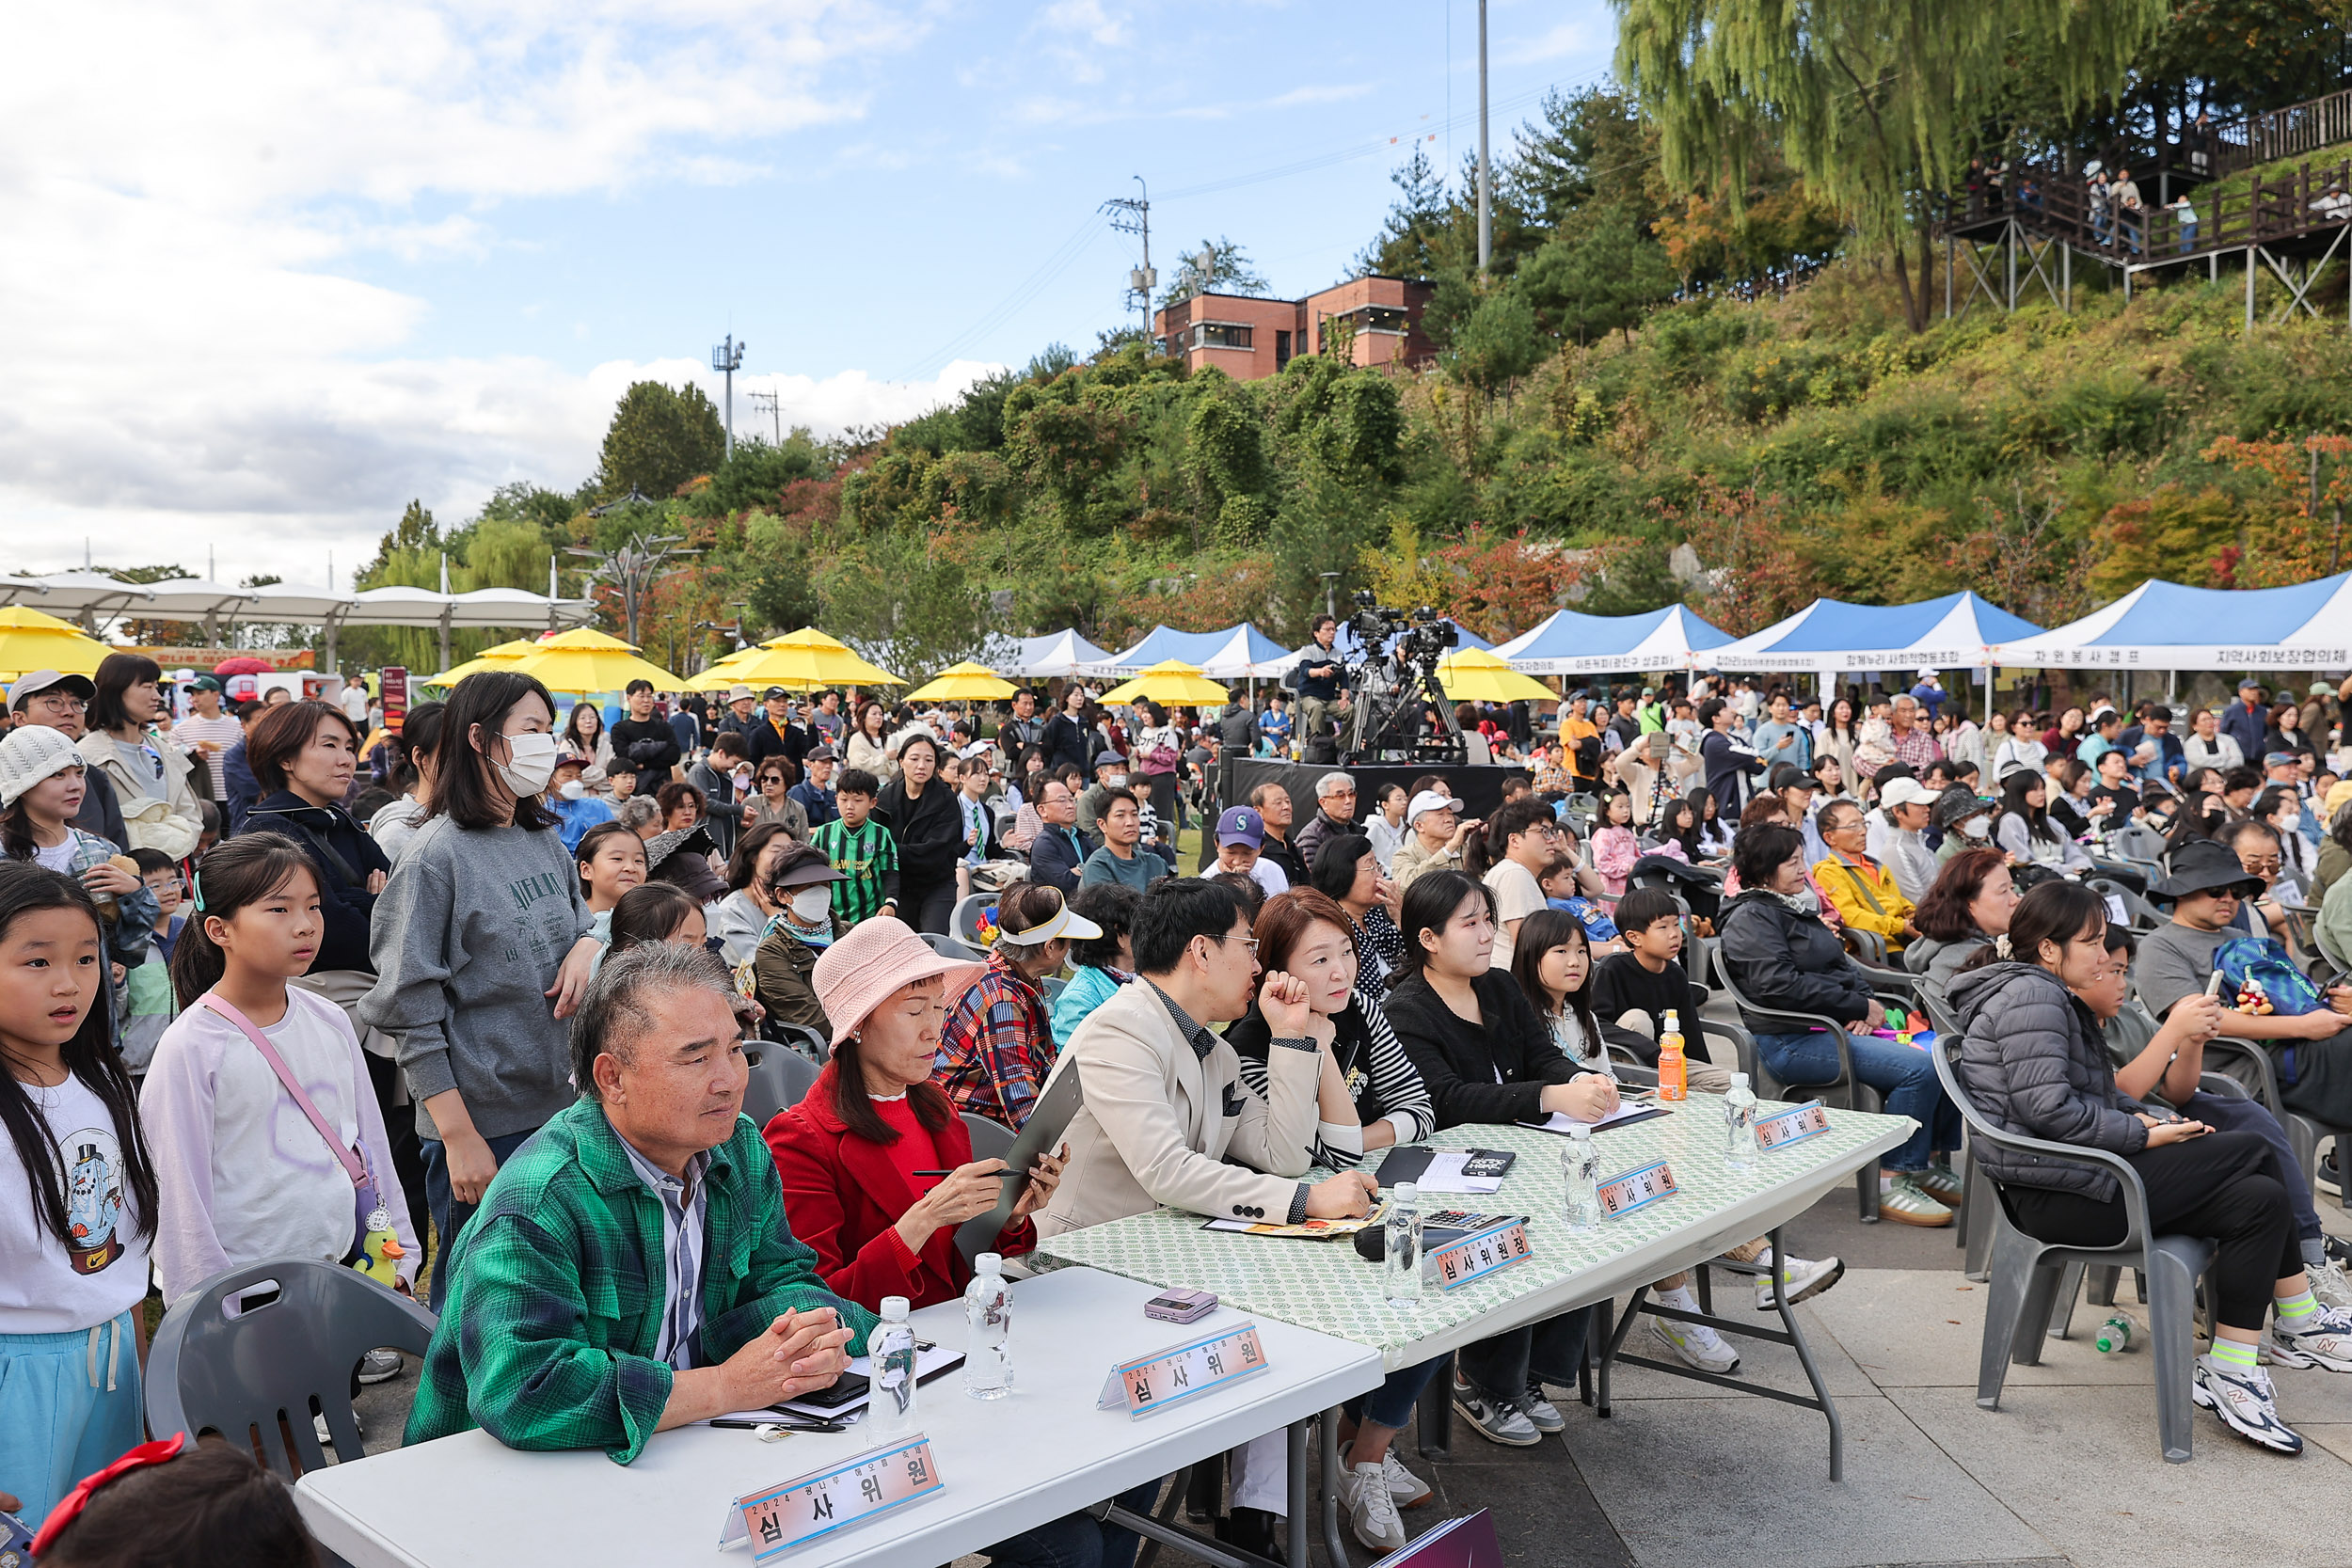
<box><xmin>31</xmin><ymin>1433</ymin><xmax>188</xmax><ymax>1555</ymax></box>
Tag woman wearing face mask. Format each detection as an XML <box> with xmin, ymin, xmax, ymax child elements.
<box><xmin>2253</xmin><ymin>786</ymin><xmax>2312</xmax><ymax>904</ymax></box>
<box><xmin>716</xmin><ymin>821</ymin><xmax>798</xmax><ymax>967</ymax></box>
<box><xmin>746</xmin><ymin>846</ymin><xmax>847</xmax><ymax>1041</ymax></box>
<box><xmin>358</xmin><ymin>671</ymin><xmax>601</xmax><ymax>1310</ymax></box>
<box><xmin>1929</xmin><ymin>785</ymin><xmax>1995</xmax><ymax>867</ymax></box>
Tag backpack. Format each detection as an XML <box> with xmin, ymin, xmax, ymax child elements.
<box><xmin>2214</xmin><ymin>936</ymin><xmax>2326</xmax><ymax>1020</ymax></box>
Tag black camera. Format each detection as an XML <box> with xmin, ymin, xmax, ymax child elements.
<box><xmin>1394</xmin><ymin>607</ymin><xmax>1457</xmax><ymax>671</ymax></box>
<box><xmin>1343</xmin><ymin>589</ymin><xmax>1405</xmax><ymax>658</ymax></box>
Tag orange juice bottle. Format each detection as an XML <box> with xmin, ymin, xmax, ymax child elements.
<box><xmin>1657</xmin><ymin>1010</ymin><xmax>1688</xmax><ymax>1101</ymax></box>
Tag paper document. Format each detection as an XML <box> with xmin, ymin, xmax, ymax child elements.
<box><xmin>1407</xmin><ymin>1150</ymin><xmax>1506</xmax><ymax>1195</ymax></box>
<box><xmin>1518</xmin><ymin>1101</ymin><xmax>1668</xmax><ymax>1135</ymax></box>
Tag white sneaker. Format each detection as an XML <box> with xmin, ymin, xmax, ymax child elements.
<box><xmin>1341</xmin><ymin>1462</ymin><xmax>1409</xmax><ymax>1554</ymax></box>
<box><xmin>2268</xmin><ymin>1306</ymin><xmax>2352</xmax><ymax>1371</ymax></box>
<box><xmin>1648</xmin><ymin>1313</ymin><xmax>1740</xmax><ymax>1374</ymax></box>
<box><xmin>357</xmin><ymin>1348</ymin><xmax>404</xmax><ymax>1385</ymax></box>
<box><xmin>2194</xmin><ymin>1356</ymin><xmax>2304</xmax><ymax>1453</ymax></box>
<box><xmin>1341</xmin><ymin>1443</ymin><xmax>1432</xmax><ymax>1508</ymax></box>
<box><xmin>2307</xmin><ymin>1258</ymin><xmax>2352</xmax><ymax>1314</ymax></box>
<box><xmin>1451</xmin><ymin>1385</ymin><xmax>1541</xmax><ymax>1447</ymax></box>
<box><xmin>1753</xmin><ymin>1252</ymin><xmax>1845</xmax><ymax>1311</ymax></box>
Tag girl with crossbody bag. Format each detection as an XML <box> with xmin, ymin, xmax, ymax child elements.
<box><xmin>138</xmin><ymin>834</ymin><xmax>419</xmax><ymax>1310</ymax></box>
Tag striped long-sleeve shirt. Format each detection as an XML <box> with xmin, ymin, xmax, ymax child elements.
<box><xmin>1228</xmin><ymin>995</ymin><xmax>1436</xmax><ymax>1168</ymax></box>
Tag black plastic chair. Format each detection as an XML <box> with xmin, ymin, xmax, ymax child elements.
<box><xmin>742</xmin><ymin>1044</ymin><xmax>822</xmax><ymax>1128</ymax></box>
<box><xmin>961</xmin><ymin>1111</ymin><xmax>1017</xmax><ymax>1162</ymax></box>
<box><xmin>146</xmin><ymin>1258</ymin><xmax>437</xmax><ymax>1477</ymax></box>
<box><xmin>769</xmin><ymin>1020</ymin><xmax>830</xmax><ymax>1065</ymax></box>
<box><xmin>1712</xmin><ymin>960</ymin><xmax>1883</xmax><ymax>1222</ymax></box>
<box><xmin>1926</xmin><ymin>1037</ymin><xmax>2215</xmax><ymax>1464</ymax></box>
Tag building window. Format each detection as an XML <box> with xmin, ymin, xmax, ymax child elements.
<box><xmin>1275</xmin><ymin>329</ymin><xmax>1292</xmax><ymax>367</ymax></box>
<box><xmin>1359</xmin><ymin>306</ymin><xmax>1408</xmax><ymax>335</ymax></box>
<box><xmin>1192</xmin><ymin>322</ymin><xmax>1253</xmax><ymax>350</ymax></box>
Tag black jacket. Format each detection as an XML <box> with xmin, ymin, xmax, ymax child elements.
<box><xmin>1028</xmin><ymin>823</ymin><xmax>1095</xmax><ymax>896</ymax></box>
<box><xmin>877</xmin><ymin>777</ymin><xmax>962</xmax><ymax>891</ymax></box>
<box><xmin>1385</xmin><ymin>970</ymin><xmax>1580</xmax><ymax>1129</ymax></box>
<box><xmin>745</xmin><ymin>716</ymin><xmax>809</xmax><ymax>774</ymax></box>
<box><xmin>1717</xmin><ymin>888</ymin><xmax>1873</xmax><ymax>1032</ymax></box>
<box><xmin>1293</xmin><ymin>810</ymin><xmax>1355</xmax><ymax>877</ymax></box>
<box><xmin>610</xmin><ymin>718</ymin><xmax>680</xmax><ymax>792</ymax></box>
<box><xmin>686</xmin><ymin>760</ymin><xmax>746</xmax><ymax>857</ymax></box>
<box><xmin>1041</xmin><ymin>713</ymin><xmax>1091</xmax><ymax>777</ymax></box>
<box><xmin>1291</xmin><ymin>648</ymin><xmax>1344</xmax><ymax>703</ymax></box>
<box><xmin>1259</xmin><ymin>831</ymin><xmax>1310</xmax><ymax>889</ymax></box>
<box><xmin>1949</xmin><ymin>959</ymin><xmax>2150</xmax><ymax>1201</ymax></box>
<box><xmin>241</xmin><ymin>791</ymin><xmax>390</xmax><ymax>974</ymax></box>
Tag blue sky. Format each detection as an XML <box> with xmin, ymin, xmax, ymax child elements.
<box><xmin>0</xmin><ymin>0</ymin><xmax>1614</xmax><ymax>584</ymax></box>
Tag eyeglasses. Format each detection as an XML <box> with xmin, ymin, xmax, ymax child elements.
<box><xmin>1209</xmin><ymin>933</ymin><xmax>1260</xmax><ymax>955</ymax></box>
<box><xmin>2239</xmin><ymin>856</ymin><xmax>2283</xmax><ymax>873</ymax></box>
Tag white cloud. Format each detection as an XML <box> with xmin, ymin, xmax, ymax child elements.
<box><xmin>0</xmin><ymin>0</ymin><xmax>936</xmax><ymax>584</ymax></box>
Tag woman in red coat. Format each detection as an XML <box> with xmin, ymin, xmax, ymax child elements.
<box><xmin>765</xmin><ymin>917</ymin><xmax>1065</xmax><ymax>1309</ymax></box>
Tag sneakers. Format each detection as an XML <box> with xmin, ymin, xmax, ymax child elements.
<box><xmin>1878</xmin><ymin>1173</ymin><xmax>1955</xmax><ymax>1227</ymax></box>
<box><xmin>2267</xmin><ymin>1306</ymin><xmax>2352</xmax><ymax>1371</ymax></box>
<box><xmin>2194</xmin><ymin>1356</ymin><xmax>2304</xmax><ymax>1453</ymax></box>
<box><xmin>357</xmin><ymin>1348</ymin><xmax>405</xmax><ymax>1385</ymax></box>
<box><xmin>1518</xmin><ymin>1378</ymin><xmax>1565</xmax><ymax>1433</ymax></box>
<box><xmin>2308</xmin><ymin>1258</ymin><xmax>2352</xmax><ymax>1314</ymax></box>
<box><xmin>1648</xmin><ymin>1313</ymin><xmax>1740</xmax><ymax>1374</ymax></box>
<box><xmin>1452</xmin><ymin>1383</ymin><xmax>1541</xmax><ymax>1447</ymax></box>
<box><xmin>1915</xmin><ymin>1163</ymin><xmax>1964</xmax><ymax>1206</ymax></box>
<box><xmin>1339</xmin><ymin>1443</ymin><xmax>1432</xmax><ymax>1508</ymax></box>
<box><xmin>1340</xmin><ymin>1463</ymin><xmax>1409</xmax><ymax>1554</ymax></box>
<box><xmin>1754</xmin><ymin>1252</ymin><xmax>1845</xmax><ymax>1311</ymax></box>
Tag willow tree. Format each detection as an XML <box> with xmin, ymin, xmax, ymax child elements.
<box><xmin>1613</xmin><ymin>0</ymin><xmax>2164</xmax><ymax>330</ymax></box>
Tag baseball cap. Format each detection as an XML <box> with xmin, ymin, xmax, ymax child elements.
<box><xmin>188</xmin><ymin>675</ymin><xmax>223</xmax><ymax>694</ymax></box>
<box><xmin>805</xmin><ymin>744</ymin><xmax>838</xmax><ymax>763</ymax></box>
<box><xmin>1878</xmin><ymin>777</ymin><xmax>1934</xmax><ymax>812</ymax></box>
<box><xmin>1406</xmin><ymin>789</ymin><xmax>1465</xmax><ymax>826</ymax></box>
<box><xmin>1094</xmin><ymin>751</ymin><xmax>1127</xmax><ymax>772</ymax></box>
<box><xmin>1216</xmin><ymin>806</ymin><xmax>1265</xmax><ymax>847</ymax></box>
<box><xmin>763</xmin><ymin>686</ymin><xmax>789</xmax><ymax>701</ymax></box>
<box><xmin>8</xmin><ymin>670</ymin><xmax>94</xmax><ymax>711</ymax></box>
<box><xmin>1916</xmin><ymin>667</ymin><xmax>1939</xmax><ymax>680</ymax></box>
<box><xmin>2265</xmin><ymin>751</ymin><xmax>2301</xmax><ymax>768</ymax></box>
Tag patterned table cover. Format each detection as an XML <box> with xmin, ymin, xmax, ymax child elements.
<box><xmin>1034</xmin><ymin>1095</ymin><xmax>1912</xmax><ymax>1370</ymax></box>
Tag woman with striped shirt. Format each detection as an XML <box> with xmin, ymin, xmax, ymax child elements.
<box><xmin>1223</xmin><ymin>887</ymin><xmax>1444</xmax><ymax>1554</ymax></box>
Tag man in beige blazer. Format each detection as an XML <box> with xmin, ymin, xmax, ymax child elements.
<box><xmin>1038</xmin><ymin>879</ymin><xmax>1377</xmax><ymax>1239</ymax></box>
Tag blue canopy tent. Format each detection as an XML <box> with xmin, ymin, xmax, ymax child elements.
<box><xmin>1488</xmin><ymin>605</ymin><xmax>1734</xmax><ymax>677</ymax></box>
<box><xmin>1108</xmin><ymin>623</ymin><xmax>1291</xmax><ymax>678</ymax></box>
<box><xmin>1984</xmin><ymin>575</ymin><xmax>2352</xmax><ymax>673</ymax></box>
<box><xmin>1707</xmin><ymin>593</ymin><xmax>2042</xmax><ymax>713</ymax></box>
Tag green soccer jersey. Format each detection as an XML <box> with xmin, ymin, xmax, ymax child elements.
<box><xmin>811</xmin><ymin>816</ymin><xmax>898</xmax><ymax>924</ymax></box>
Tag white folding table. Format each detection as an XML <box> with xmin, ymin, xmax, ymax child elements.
<box><xmin>294</xmin><ymin>1266</ymin><xmax>1383</xmax><ymax>1568</ymax></box>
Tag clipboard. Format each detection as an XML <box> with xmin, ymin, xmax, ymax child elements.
<box><xmin>955</xmin><ymin>1059</ymin><xmax>1085</xmax><ymax>1260</ymax></box>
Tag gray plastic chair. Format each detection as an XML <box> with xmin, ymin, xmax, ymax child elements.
<box><xmin>961</xmin><ymin>1111</ymin><xmax>1017</xmax><ymax>1162</ymax></box>
<box><xmin>1712</xmin><ymin>960</ymin><xmax>1883</xmax><ymax>1221</ymax></box>
<box><xmin>952</xmin><ymin>892</ymin><xmax>999</xmax><ymax>946</ymax></box>
<box><xmin>743</xmin><ymin>1044</ymin><xmax>823</xmax><ymax>1128</ymax></box>
<box><xmin>769</xmin><ymin>1020</ymin><xmax>830</xmax><ymax>1065</ymax></box>
<box><xmin>920</xmin><ymin>931</ymin><xmax>988</xmax><ymax>962</ymax></box>
<box><xmin>146</xmin><ymin>1258</ymin><xmax>438</xmax><ymax>1477</ymax></box>
<box><xmin>1926</xmin><ymin>1037</ymin><xmax>2215</xmax><ymax>1464</ymax></box>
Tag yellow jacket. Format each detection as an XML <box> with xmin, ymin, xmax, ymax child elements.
<box><xmin>1812</xmin><ymin>855</ymin><xmax>1914</xmax><ymax>945</ymax></box>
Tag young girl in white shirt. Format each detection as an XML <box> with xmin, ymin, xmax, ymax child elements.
<box><xmin>0</xmin><ymin>865</ymin><xmax>159</xmax><ymax>1523</ymax></box>
<box><xmin>138</xmin><ymin>833</ymin><xmax>418</xmax><ymax>1308</ymax></box>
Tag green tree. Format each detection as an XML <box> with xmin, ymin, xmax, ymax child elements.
<box><xmin>1184</xmin><ymin>396</ymin><xmax>1272</xmax><ymax>530</ymax></box>
<box><xmin>683</xmin><ymin>431</ymin><xmax>829</xmax><ymax>518</ymax></box>
<box><xmin>1159</xmin><ymin>238</ymin><xmax>1271</xmax><ymax>307</ymax></box>
<box><xmin>818</xmin><ymin>530</ymin><xmax>990</xmax><ymax>675</ymax></box>
<box><xmin>1615</xmin><ymin>0</ymin><xmax>2164</xmax><ymax>330</ymax></box>
<box><xmin>1516</xmin><ymin>203</ymin><xmax>1679</xmax><ymax>345</ymax></box>
<box><xmin>1443</xmin><ymin>288</ymin><xmax>1546</xmax><ymax>399</ymax></box>
<box><xmin>598</xmin><ymin>381</ymin><xmax>726</xmax><ymax>499</ymax></box>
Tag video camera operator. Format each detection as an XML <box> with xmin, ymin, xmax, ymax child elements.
<box><xmin>1292</xmin><ymin>614</ymin><xmax>1348</xmax><ymax>755</ymax></box>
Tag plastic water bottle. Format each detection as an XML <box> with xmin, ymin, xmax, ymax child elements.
<box><xmin>868</xmin><ymin>1296</ymin><xmax>919</xmax><ymax>1435</ymax></box>
<box><xmin>2095</xmin><ymin>1314</ymin><xmax>2134</xmax><ymax>1354</ymax></box>
<box><xmin>1382</xmin><ymin>1182</ymin><xmax>1424</xmax><ymax>1307</ymax></box>
<box><xmin>1564</xmin><ymin>1125</ymin><xmax>1602</xmax><ymax>1232</ymax></box>
<box><xmin>1724</xmin><ymin>1072</ymin><xmax>1759</xmax><ymax>1170</ymax></box>
<box><xmin>961</xmin><ymin>1253</ymin><xmax>1013</xmax><ymax>1400</ymax></box>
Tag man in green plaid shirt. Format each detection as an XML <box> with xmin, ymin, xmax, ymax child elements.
<box><xmin>405</xmin><ymin>944</ymin><xmax>877</xmax><ymax>1464</ymax></box>
<box><xmin>810</xmin><ymin>768</ymin><xmax>899</xmax><ymax>926</ymax></box>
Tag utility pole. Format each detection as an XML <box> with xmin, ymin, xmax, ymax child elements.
<box><xmin>711</xmin><ymin>334</ymin><xmax>746</xmax><ymax>461</ymax></box>
<box><xmin>1102</xmin><ymin>178</ymin><xmax>1156</xmax><ymax>349</ymax></box>
<box><xmin>749</xmin><ymin>388</ymin><xmax>782</xmax><ymax>447</ymax></box>
<box><xmin>1477</xmin><ymin>0</ymin><xmax>1491</xmax><ymax>273</ymax></box>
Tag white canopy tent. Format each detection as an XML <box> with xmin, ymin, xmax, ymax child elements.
<box><xmin>997</xmin><ymin>629</ymin><xmax>1123</xmax><ymax>679</ymax></box>
<box><xmin>1984</xmin><ymin>575</ymin><xmax>2352</xmax><ymax>673</ymax></box>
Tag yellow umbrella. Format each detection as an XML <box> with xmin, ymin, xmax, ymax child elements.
<box><xmin>0</xmin><ymin>606</ymin><xmax>112</xmax><ymax>683</ymax></box>
<box><xmin>905</xmin><ymin>662</ymin><xmax>1018</xmax><ymax>703</ymax></box>
<box><xmin>422</xmin><ymin>637</ymin><xmax>537</xmax><ymax>687</ymax></box>
<box><xmin>1437</xmin><ymin>648</ymin><xmax>1557</xmax><ymax>704</ymax></box>
<box><xmin>1096</xmin><ymin>660</ymin><xmax>1232</xmax><ymax>706</ymax></box>
<box><xmin>689</xmin><ymin>627</ymin><xmax>903</xmax><ymax>691</ymax></box>
<box><xmin>507</xmin><ymin>627</ymin><xmax>678</xmax><ymax>695</ymax></box>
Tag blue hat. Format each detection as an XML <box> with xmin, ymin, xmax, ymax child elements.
<box><xmin>1094</xmin><ymin>751</ymin><xmax>1126</xmax><ymax>772</ymax></box>
<box><xmin>1216</xmin><ymin>806</ymin><xmax>1264</xmax><ymax>847</ymax></box>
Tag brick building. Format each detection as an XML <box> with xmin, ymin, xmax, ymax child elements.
<box><xmin>1152</xmin><ymin>275</ymin><xmax>1437</xmax><ymax>380</ymax></box>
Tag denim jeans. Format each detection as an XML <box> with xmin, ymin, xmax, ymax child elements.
<box><xmin>1751</xmin><ymin>1029</ymin><xmax>1959</xmax><ymax>1171</ymax></box>
<box><xmin>1343</xmin><ymin>1354</ymin><xmax>1450</xmax><ymax>1430</ymax></box>
<box><xmin>422</xmin><ymin>1126</ymin><xmax>543</xmax><ymax>1311</ymax></box>
<box><xmin>984</xmin><ymin>1481</ymin><xmax>1163</xmax><ymax>1568</ymax></box>
<box><xmin>1457</xmin><ymin>1307</ymin><xmax>1595</xmax><ymax>1405</ymax></box>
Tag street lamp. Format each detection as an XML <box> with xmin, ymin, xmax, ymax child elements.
<box><xmin>566</xmin><ymin>529</ymin><xmax>702</xmax><ymax>649</ymax></box>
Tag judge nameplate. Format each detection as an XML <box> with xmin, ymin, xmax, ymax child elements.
<box><xmin>1431</xmin><ymin>1219</ymin><xmax>1531</xmax><ymax>1291</ymax></box>
<box><xmin>1098</xmin><ymin>1323</ymin><xmax>1269</xmax><ymax>1418</ymax></box>
<box><xmin>724</xmin><ymin>1435</ymin><xmax>944</xmax><ymax>1562</ymax></box>
<box><xmin>1755</xmin><ymin>1101</ymin><xmax>1831</xmax><ymax>1152</ymax></box>
<box><xmin>1597</xmin><ymin>1160</ymin><xmax>1677</xmax><ymax>1218</ymax></box>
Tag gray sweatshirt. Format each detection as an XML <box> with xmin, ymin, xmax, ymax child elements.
<box><xmin>359</xmin><ymin>816</ymin><xmax>595</xmax><ymax>1141</ymax></box>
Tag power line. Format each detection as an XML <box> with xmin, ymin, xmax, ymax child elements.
<box><xmin>892</xmin><ymin>214</ymin><xmax>1104</xmax><ymax>380</ymax></box>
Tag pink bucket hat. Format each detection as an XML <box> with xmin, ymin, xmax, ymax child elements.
<box><xmin>809</xmin><ymin>917</ymin><xmax>986</xmax><ymax>1049</ymax></box>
